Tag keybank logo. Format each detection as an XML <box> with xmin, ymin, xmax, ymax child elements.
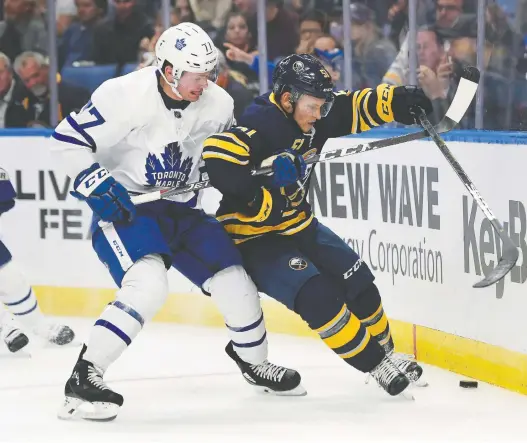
<box><xmin>463</xmin><ymin>196</ymin><xmax>526</xmax><ymax>299</ymax></box>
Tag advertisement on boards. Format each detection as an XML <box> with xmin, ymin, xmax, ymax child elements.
<box><xmin>2</xmin><ymin>134</ymin><xmax>527</xmax><ymax>352</ymax></box>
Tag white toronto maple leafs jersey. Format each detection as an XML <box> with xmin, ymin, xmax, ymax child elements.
<box><xmin>50</xmin><ymin>66</ymin><xmax>234</xmax><ymax>207</ymax></box>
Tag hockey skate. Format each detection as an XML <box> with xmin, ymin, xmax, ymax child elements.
<box><xmin>58</xmin><ymin>346</ymin><xmax>123</xmax><ymax>421</ymax></box>
<box><xmin>389</xmin><ymin>352</ymin><xmax>427</xmax><ymax>387</ymax></box>
<box><xmin>369</xmin><ymin>356</ymin><xmax>410</xmax><ymax>396</ymax></box>
<box><xmin>225</xmin><ymin>341</ymin><xmax>306</xmax><ymax>396</ymax></box>
<box><xmin>1</xmin><ymin>325</ymin><xmax>29</xmax><ymax>353</ymax></box>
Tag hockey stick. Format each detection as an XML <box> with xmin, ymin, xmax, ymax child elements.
<box><xmin>129</xmin><ymin>67</ymin><xmax>480</xmax><ymax>206</ymax></box>
<box><xmin>417</xmin><ymin>107</ymin><xmax>518</xmax><ymax>288</ymax></box>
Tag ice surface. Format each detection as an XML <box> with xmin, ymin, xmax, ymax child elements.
<box><xmin>1</xmin><ymin>318</ymin><xmax>526</xmax><ymax>443</ymax></box>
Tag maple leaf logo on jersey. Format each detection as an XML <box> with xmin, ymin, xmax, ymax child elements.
<box><xmin>145</xmin><ymin>143</ymin><xmax>193</xmax><ymax>188</ymax></box>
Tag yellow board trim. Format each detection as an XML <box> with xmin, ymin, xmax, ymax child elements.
<box><xmin>33</xmin><ymin>286</ymin><xmax>527</xmax><ymax>395</ymax></box>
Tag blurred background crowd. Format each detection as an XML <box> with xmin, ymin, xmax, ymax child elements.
<box><xmin>0</xmin><ymin>0</ymin><xmax>526</xmax><ymax>130</ymax></box>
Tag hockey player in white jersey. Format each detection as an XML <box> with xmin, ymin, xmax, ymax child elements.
<box><xmin>0</xmin><ymin>168</ymin><xmax>75</xmax><ymax>352</ymax></box>
<box><xmin>50</xmin><ymin>23</ymin><xmax>303</xmax><ymax>422</ymax></box>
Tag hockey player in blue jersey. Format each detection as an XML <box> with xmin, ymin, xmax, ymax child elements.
<box><xmin>203</xmin><ymin>54</ymin><xmax>434</xmax><ymax>397</ymax></box>
<box><xmin>50</xmin><ymin>23</ymin><xmax>303</xmax><ymax>422</ymax></box>
<box><xmin>0</xmin><ymin>168</ymin><xmax>75</xmax><ymax>352</ymax></box>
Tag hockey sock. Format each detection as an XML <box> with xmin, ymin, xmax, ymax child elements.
<box><xmin>294</xmin><ymin>274</ymin><xmax>384</xmax><ymax>372</ymax></box>
<box><xmin>346</xmin><ymin>283</ymin><xmax>394</xmax><ymax>353</ymax></box>
<box><xmin>83</xmin><ymin>254</ymin><xmax>168</xmax><ymax>371</ymax></box>
<box><xmin>0</xmin><ymin>260</ymin><xmax>45</xmax><ymax>332</ymax></box>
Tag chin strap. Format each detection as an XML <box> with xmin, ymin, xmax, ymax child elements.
<box><xmin>158</xmin><ymin>67</ymin><xmax>182</xmax><ymax>99</ymax></box>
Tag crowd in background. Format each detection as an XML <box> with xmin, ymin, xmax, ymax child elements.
<box><xmin>0</xmin><ymin>0</ymin><xmax>526</xmax><ymax>129</ymax></box>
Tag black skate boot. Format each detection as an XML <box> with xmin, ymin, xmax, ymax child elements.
<box><xmin>3</xmin><ymin>327</ymin><xmax>29</xmax><ymax>353</ymax></box>
<box><xmin>225</xmin><ymin>341</ymin><xmax>306</xmax><ymax>396</ymax></box>
<box><xmin>58</xmin><ymin>346</ymin><xmax>123</xmax><ymax>421</ymax></box>
<box><xmin>369</xmin><ymin>356</ymin><xmax>410</xmax><ymax>396</ymax></box>
<box><xmin>389</xmin><ymin>352</ymin><xmax>427</xmax><ymax>387</ymax></box>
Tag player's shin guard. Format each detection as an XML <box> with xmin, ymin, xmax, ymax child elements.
<box><xmin>0</xmin><ymin>260</ymin><xmax>74</xmax><ymax>345</ymax></box>
<box><xmin>207</xmin><ymin>266</ymin><xmax>304</xmax><ymax>395</ymax></box>
<box><xmin>295</xmin><ymin>275</ymin><xmax>409</xmax><ymax>396</ymax></box>
<box><xmin>59</xmin><ymin>255</ymin><xmax>168</xmax><ymax>421</ymax></box>
<box><xmin>347</xmin><ymin>283</ymin><xmax>423</xmax><ymax>385</ymax></box>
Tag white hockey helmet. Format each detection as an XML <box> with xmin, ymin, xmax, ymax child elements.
<box><xmin>155</xmin><ymin>23</ymin><xmax>218</xmax><ymax>95</ymax></box>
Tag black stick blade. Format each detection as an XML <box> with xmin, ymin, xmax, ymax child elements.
<box><xmin>472</xmin><ymin>245</ymin><xmax>519</xmax><ymax>288</ymax></box>
<box><xmin>461</xmin><ymin>66</ymin><xmax>480</xmax><ymax>84</ymax></box>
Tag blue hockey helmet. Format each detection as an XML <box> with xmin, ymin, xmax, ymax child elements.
<box><xmin>272</xmin><ymin>53</ymin><xmax>335</xmax><ymax>117</ymax></box>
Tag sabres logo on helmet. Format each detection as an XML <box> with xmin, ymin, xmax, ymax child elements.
<box><xmin>289</xmin><ymin>257</ymin><xmax>308</xmax><ymax>271</ymax></box>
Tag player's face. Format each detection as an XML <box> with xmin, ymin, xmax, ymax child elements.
<box><xmin>177</xmin><ymin>71</ymin><xmax>210</xmax><ymax>101</ymax></box>
<box><xmin>293</xmin><ymin>94</ymin><xmax>327</xmax><ymax>133</ymax></box>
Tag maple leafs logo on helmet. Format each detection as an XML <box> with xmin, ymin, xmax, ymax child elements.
<box><xmin>175</xmin><ymin>38</ymin><xmax>186</xmax><ymax>50</ymax></box>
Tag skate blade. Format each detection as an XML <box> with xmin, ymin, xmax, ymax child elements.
<box><xmin>254</xmin><ymin>383</ymin><xmax>307</xmax><ymax>397</ymax></box>
<box><xmin>413</xmin><ymin>378</ymin><xmax>429</xmax><ymax>388</ymax></box>
<box><xmin>44</xmin><ymin>339</ymin><xmax>82</xmax><ymax>349</ymax></box>
<box><xmin>0</xmin><ymin>349</ymin><xmax>31</xmax><ymax>359</ymax></box>
<box><xmin>399</xmin><ymin>390</ymin><xmax>415</xmax><ymax>401</ymax></box>
<box><xmin>58</xmin><ymin>396</ymin><xmax>120</xmax><ymax>421</ymax></box>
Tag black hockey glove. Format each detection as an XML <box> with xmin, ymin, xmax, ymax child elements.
<box><xmin>391</xmin><ymin>86</ymin><xmax>433</xmax><ymax>125</ymax></box>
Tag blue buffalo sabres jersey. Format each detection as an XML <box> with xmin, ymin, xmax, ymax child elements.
<box><xmin>50</xmin><ymin>66</ymin><xmax>234</xmax><ymax>207</ymax></box>
<box><xmin>202</xmin><ymin>84</ymin><xmax>397</xmax><ymax>243</ymax></box>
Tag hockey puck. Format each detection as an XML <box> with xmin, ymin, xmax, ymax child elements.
<box><xmin>459</xmin><ymin>380</ymin><xmax>478</xmax><ymax>388</ymax></box>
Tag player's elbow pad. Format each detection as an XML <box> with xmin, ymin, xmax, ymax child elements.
<box><xmin>238</xmin><ymin>187</ymin><xmax>288</xmax><ymax>225</ymax></box>
<box><xmin>0</xmin><ymin>169</ymin><xmax>16</xmax><ymax>215</ymax></box>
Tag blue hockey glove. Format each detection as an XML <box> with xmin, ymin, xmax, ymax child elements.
<box><xmin>270</xmin><ymin>150</ymin><xmax>307</xmax><ymax>188</ymax></box>
<box><xmin>70</xmin><ymin>163</ymin><xmax>136</xmax><ymax>223</ymax></box>
<box><xmin>0</xmin><ymin>168</ymin><xmax>16</xmax><ymax>215</ymax></box>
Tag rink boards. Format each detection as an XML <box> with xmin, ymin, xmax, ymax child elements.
<box><xmin>2</xmin><ymin>128</ymin><xmax>527</xmax><ymax>394</ymax></box>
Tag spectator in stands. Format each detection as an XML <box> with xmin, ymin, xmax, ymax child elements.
<box><xmin>218</xmin><ymin>12</ymin><xmax>257</xmax><ymax>89</ymax></box>
<box><xmin>233</xmin><ymin>0</ymin><xmax>299</xmax><ymax>61</ymax></box>
<box><xmin>0</xmin><ymin>0</ymin><xmax>48</xmax><ymax>62</ymax></box>
<box><xmin>92</xmin><ymin>0</ymin><xmax>154</xmax><ymax>66</ymax></box>
<box><xmin>56</xmin><ymin>0</ymin><xmax>78</xmax><ymax>36</ymax></box>
<box><xmin>0</xmin><ymin>52</ymin><xmax>31</xmax><ymax>127</ymax></box>
<box><xmin>59</xmin><ymin>0</ymin><xmax>108</xmax><ymax>69</ymax></box>
<box><xmin>216</xmin><ymin>50</ymin><xmax>254</xmax><ymax>119</ymax></box>
<box><xmin>232</xmin><ymin>0</ymin><xmax>256</xmax><ymax>18</ymax></box>
<box><xmin>265</xmin><ymin>0</ymin><xmax>299</xmax><ymax>61</ymax></box>
<box><xmin>435</xmin><ymin>0</ymin><xmax>464</xmax><ymax>29</ymax></box>
<box><xmin>189</xmin><ymin>0</ymin><xmax>232</xmax><ymax>30</ymax></box>
<box><xmin>383</xmin><ymin>0</ymin><xmax>467</xmax><ymax>88</ymax></box>
<box><xmin>174</xmin><ymin>0</ymin><xmax>195</xmax><ymax>23</ymax></box>
<box><xmin>295</xmin><ymin>9</ymin><xmax>327</xmax><ymax>54</ymax></box>
<box><xmin>13</xmin><ymin>51</ymin><xmax>90</xmax><ymax>127</ymax></box>
<box><xmin>222</xmin><ymin>12</ymin><xmax>274</xmax><ymax>95</ymax></box>
<box><xmin>312</xmin><ymin>34</ymin><xmax>343</xmax><ymax>87</ymax></box>
<box><xmin>348</xmin><ymin>2</ymin><xmax>396</xmax><ymax>89</ymax></box>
